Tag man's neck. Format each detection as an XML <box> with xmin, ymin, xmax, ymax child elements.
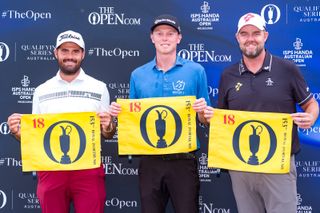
<box><xmin>243</xmin><ymin>50</ymin><xmax>266</xmax><ymax>74</ymax></box>
<box><xmin>59</xmin><ymin>70</ymin><xmax>81</xmax><ymax>83</ymax></box>
<box><xmin>156</xmin><ymin>53</ymin><xmax>177</xmax><ymax>72</ymax></box>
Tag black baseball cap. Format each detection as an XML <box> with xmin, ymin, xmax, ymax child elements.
<box><xmin>151</xmin><ymin>14</ymin><xmax>181</xmax><ymax>34</ymax></box>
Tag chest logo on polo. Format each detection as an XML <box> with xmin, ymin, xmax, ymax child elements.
<box><xmin>266</xmin><ymin>78</ymin><xmax>274</xmax><ymax>86</ymax></box>
<box><xmin>172</xmin><ymin>80</ymin><xmax>185</xmax><ymax>94</ymax></box>
<box><xmin>235</xmin><ymin>82</ymin><xmax>243</xmax><ymax>91</ymax></box>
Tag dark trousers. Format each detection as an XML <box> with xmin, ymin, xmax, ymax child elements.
<box><xmin>139</xmin><ymin>155</ymin><xmax>199</xmax><ymax>213</ymax></box>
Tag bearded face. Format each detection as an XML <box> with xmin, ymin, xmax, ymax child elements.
<box><xmin>54</xmin><ymin>42</ymin><xmax>84</xmax><ymax>75</ymax></box>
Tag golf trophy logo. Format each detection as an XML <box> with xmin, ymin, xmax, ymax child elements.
<box><xmin>155</xmin><ymin>110</ymin><xmax>168</xmax><ymax>148</ymax></box>
<box><xmin>233</xmin><ymin>120</ymin><xmax>277</xmax><ymax>165</ymax></box>
<box><xmin>44</xmin><ymin>121</ymin><xmax>86</xmax><ymax>164</ymax></box>
<box><xmin>140</xmin><ymin>105</ymin><xmax>182</xmax><ymax>149</ymax></box>
<box><xmin>248</xmin><ymin>125</ymin><xmax>263</xmax><ymax>165</ymax></box>
<box><xmin>59</xmin><ymin>125</ymin><xmax>72</xmax><ymax>164</ymax></box>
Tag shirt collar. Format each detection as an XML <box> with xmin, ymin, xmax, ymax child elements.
<box><xmin>56</xmin><ymin>68</ymin><xmax>86</xmax><ymax>82</ymax></box>
<box><xmin>239</xmin><ymin>50</ymin><xmax>273</xmax><ymax>75</ymax></box>
<box><xmin>152</xmin><ymin>55</ymin><xmax>184</xmax><ymax>71</ymax></box>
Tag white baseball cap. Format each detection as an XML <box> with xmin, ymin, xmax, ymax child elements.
<box><xmin>237</xmin><ymin>13</ymin><xmax>266</xmax><ymax>33</ymax></box>
<box><xmin>55</xmin><ymin>30</ymin><xmax>85</xmax><ymax>49</ymax></box>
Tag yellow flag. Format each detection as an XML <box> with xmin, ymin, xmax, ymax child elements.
<box><xmin>117</xmin><ymin>96</ymin><xmax>197</xmax><ymax>155</ymax></box>
<box><xmin>21</xmin><ymin>112</ymin><xmax>101</xmax><ymax>172</ymax></box>
<box><xmin>208</xmin><ymin>108</ymin><xmax>293</xmax><ymax>174</ymax></box>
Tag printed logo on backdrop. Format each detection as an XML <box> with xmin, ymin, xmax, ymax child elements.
<box><xmin>199</xmin><ymin>196</ymin><xmax>230</xmax><ymax>213</ymax></box>
<box><xmin>0</xmin><ymin>122</ymin><xmax>10</xmax><ymax>135</ymax></box>
<box><xmin>282</xmin><ymin>38</ymin><xmax>313</xmax><ymax>67</ymax></box>
<box><xmin>312</xmin><ymin>92</ymin><xmax>320</xmax><ymax>101</ymax></box>
<box><xmin>0</xmin><ymin>42</ymin><xmax>10</xmax><ymax>62</ymax></box>
<box><xmin>0</xmin><ymin>158</ymin><xmax>4</xmax><ymax>167</ymax></box>
<box><xmin>0</xmin><ymin>157</ymin><xmax>22</xmax><ymax>167</ymax></box>
<box><xmin>20</xmin><ymin>44</ymin><xmax>55</xmax><ymax>61</ymax></box>
<box><xmin>0</xmin><ymin>190</ymin><xmax>7</xmax><ymax>209</ymax></box>
<box><xmin>178</xmin><ymin>43</ymin><xmax>231</xmax><ymax>63</ymax></box>
<box><xmin>260</xmin><ymin>4</ymin><xmax>281</xmax><ymax>25</ymax></box>
<box><xmin>293</xmin><ymin>4</ymin><xmax>320</xmax><ymax>23</ymax></box>
<box><xmin>297</xmin><ymin>193</ymin><xmax>313</xmax><ymax>212</ymax></box>
<box><xmin>190</xmin><ymin>1</ymin><xmax>220</xmax><ymax>30</ymax></box>
<box><xmin>1</xmin><ymin>10</ymin><xmax>51</xmax><ymax>21</ymax></box>
<box><xmin>105</xmin><ymin>197</ymin><xmax>138</xmax><ymax>210</ymax></box>
<box><xmin>11</xmin><ymin>75</ymin><xmax>36</xmax><ymax>104</ymax></box>
<box><xmin>88</xmin><ymin>6</ymin><xmax>141</xmax><ymax>25</ymax></box>
<box><xmin>108</xmin><ymin>82</ymin><xmax>129</xmax><ymax>99</ymax></box>
<box><xmin>208</xmin><ymin>86</ymin><xmax>218</xmax><ymax>100</ymax></box>
<box><xmin>198</xmin><ymin>153</ymin><xmax>220</xmax><ymax>183</ymax></box>
<box><xmin>16</xmin><ymin>192</ymin><xmax>40</xmax><ymax>209</ymax></box>
<box><xmin>102</xmin><ymin>156</ymin><xmax>138</xmax><ymax>176</ymax></box>
<box><xmin>88</xmin><ymin>46</ymin><xmax>139</xmax><ymax>59</ymax></box>
<box><xmin>296</xmin><ymin>160</ymin><xmax>320</xmax><ymax>178</ymax></box>
<box><xmin>298</xmin><ymin>124</ymin><xmax>320</xmax><ymax>142</ymax></box>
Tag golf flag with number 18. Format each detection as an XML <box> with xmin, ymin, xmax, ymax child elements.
<box><xmin>208</xmin><ymin>108</ymin><xmax>293</xmax><ymax>174</ymax></box>
<box><xmin>20</xmin><ymin>112</ymin><xmax>101</xmax><ymax>172</ymax></box>
<box><xmin>117</xmin><ymin>96</ymin><xmax>197</xmax><ymax>155</ymax></box>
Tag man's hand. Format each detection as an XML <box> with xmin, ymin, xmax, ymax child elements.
<box><xmin>7</xmin><ymin>113</ymin><xmax>22</xmax><ymax>140</ymax></box>
<box><xmin>98</xmin><ymin>111</ymin><xmax>115</xmax><ymax>139</ymax></box>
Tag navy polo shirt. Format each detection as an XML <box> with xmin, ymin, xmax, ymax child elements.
<box><xmin>218</xmin><ymin>50</ymin><xmax>312</xmax><ymax>154</ymax></box>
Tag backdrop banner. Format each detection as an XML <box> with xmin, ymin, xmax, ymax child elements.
<box><xmin>1</xmin><ymin>0</ymin><xmax>319</xmax><ymax>212</ymax></box>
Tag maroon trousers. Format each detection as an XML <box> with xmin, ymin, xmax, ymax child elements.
<box><xmin>36</xmin><ymin>165</ymin><xmax>106</xmax><ymax>213</ymax></box>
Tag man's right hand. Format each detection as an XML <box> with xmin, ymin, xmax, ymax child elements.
<box><xmin>7</xmin><ymin>113</ymin><xmax>22</xmax><ymax>139</ymax></box>
<box><xmin>109</xmin><ymin>102</ymin><xmax>122</xmax><ymax>117</ymax></box>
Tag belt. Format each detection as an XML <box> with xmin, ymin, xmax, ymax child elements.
<box><xmin>147</xmin><ymin>152</ymin><xmax>196</xmax><ymax>160</ymax></box>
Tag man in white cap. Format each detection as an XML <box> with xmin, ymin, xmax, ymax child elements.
<box><xmin>7</xmin><ymin>30</ymin><xmax>115</xmax><ymax>213</ymax></box>
<box><xmin>204</xmin><ymin>12</ymin><xmax>318</xmax><ymax>213</ymax></box>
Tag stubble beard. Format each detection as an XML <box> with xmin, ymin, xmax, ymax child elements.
<box><xmin>59</xmin><ymin>59</ymin><xmax>81</xmax><ymax>75</ymax></box>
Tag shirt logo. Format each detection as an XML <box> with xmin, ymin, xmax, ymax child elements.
<box><xmin>265</xmin><ymin>78</ymin><xmax>274</xmax><ymax>86</ymax></box>
<box><xmin>235</xmin><ymin>82</ymin><xmax>243</xmax><ymax>91</ymax></box>
<box><xmin>172</xmin><ymin>80</ymin><xmax>185</xmax><ymax>92</ymax></box>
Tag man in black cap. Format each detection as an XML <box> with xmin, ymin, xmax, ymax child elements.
<box><xmin>110</xmin><ymin>14</ymin><xmax>210</xmax><ymax>213</ymax></box>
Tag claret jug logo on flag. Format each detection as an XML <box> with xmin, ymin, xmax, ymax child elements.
<box><xmin>20</xmin><ymin>112</ymin><xmax>101</xmax><ymax>171</ymax></box>
<box><xmin>117</xmin><ymin>96</ymin><xmax>197</xmax><ymax>155</ymax></box>
<box><xmin>208</xmin><ymin>109</ymin><xmax>293</xmax><ymax>174</ymax></box>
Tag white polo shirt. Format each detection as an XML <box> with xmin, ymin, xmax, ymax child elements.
<box><xmin>32</xmin><ymin>69</ymin><xmax>110</xmax><ymax>114</ymax></box>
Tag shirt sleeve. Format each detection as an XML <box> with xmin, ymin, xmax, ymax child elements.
<box><xmin>290</xmin><ymin>64</ymin><xmax>312</xmax><ymax>106</ymax></box>
<box><xmin>129</xmin><ymin>73</ymin><xmax>137</xmax><ymax>99</ymax></box>
<box><xmin>32</xmin><ymin>88</ymin><xmax>40</xmax><ymax>114</ymax></box>
<box><xmin>99</xmin><ymin>84</ymin><xmax>110</xmax><ymax>112</ymax></box>
<box><xmin>197</xmin><ymin>66</ymin><xmax>211</xmax><ymax>106</ymax></box>
<box><xmin>217</xmin><ymin>73</ymin><xmax>228</xmax><ymax>109</ymax></box>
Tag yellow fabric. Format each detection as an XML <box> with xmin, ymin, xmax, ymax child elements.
<box><xmin>208</xmin><ymin>108</ymin><xmax>293</xmax><ymax>174</ymax></box>
<box><xmin>21</xmin><ymin>112</ymin><xmax>101</xmax><ymax>171</ymax></box>
<box><xmin>117</xmin><ymin>96</ymin><xmax>197</xmax><ymax>155</ymax></box>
